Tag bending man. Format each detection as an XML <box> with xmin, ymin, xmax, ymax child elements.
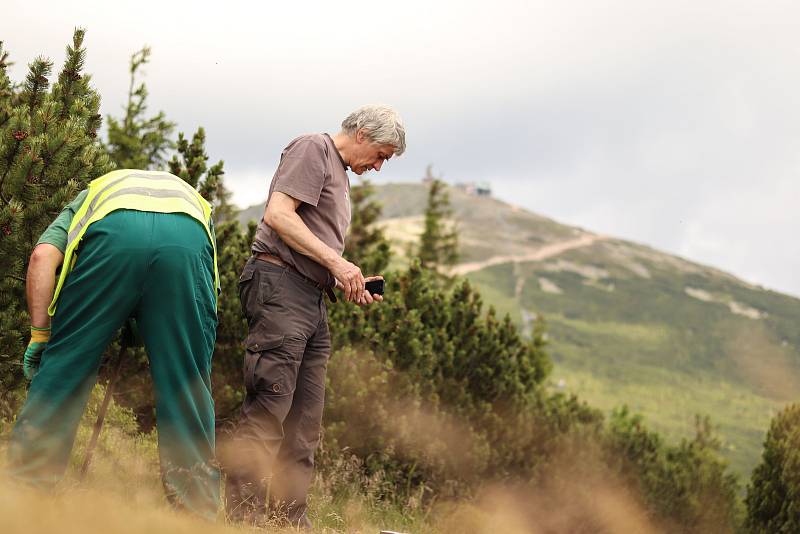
<box><xmin>9</xmin><ymin>169</ymin><xmax>220</xmax><ymax>519</ymax></box>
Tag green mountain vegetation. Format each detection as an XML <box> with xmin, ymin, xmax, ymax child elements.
<box><xmin>242</xmin><ymin>182</ymin><xmax>800</xmax><ymax>479</ymax></box>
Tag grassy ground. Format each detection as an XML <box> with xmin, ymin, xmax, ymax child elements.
<box><xmin>546</xmin><ymin>360</ymin><xmax>780</xmax><ymax>479</ymax></box>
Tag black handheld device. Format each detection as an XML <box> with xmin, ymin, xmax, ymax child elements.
<box><xmin>365</xmin><ymin>279</ymin><xmax>385</xmax><ymax>296</ymax></box>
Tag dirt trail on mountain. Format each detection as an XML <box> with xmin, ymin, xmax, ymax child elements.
<box><xmin>451</xmin><ymin>233</ymin><xmax>608</xmax><ymax>275</ymax></box>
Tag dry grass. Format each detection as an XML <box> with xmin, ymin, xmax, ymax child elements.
<box><xmin>0</xmin><ymin>385</ymin><xmax>424</xmax><ymax>534</ymax></box>
<box><xmin>0</xmin><ymin>371</ymin><xmax>733</xmax><ymax>534</ymax></box>
<box><xmin>433</xmin><ymin>482</ymin><xmax>661</xmax><ymax>534</ymax></box>
<box><xmin>0</xmin><ymin>479</ymin><xmax>236</xmax><ymax>534</ymax></box>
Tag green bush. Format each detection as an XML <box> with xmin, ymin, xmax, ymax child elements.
<box><xmin>0</xmin><ymin>30</ymin><xmax>112</xmax><ymax>404</ymax></box>
<box><xmin>605</xmin><ymin>410</ymin><xmax>741</xmax><ymax>532</ymax></box>
<box><xmin>329</xmin><ymin>263</ymin><xmax>551</xmax><ymax>410</ymax></box>
<box><xmin>746</xmin><ymin>403</ymin><xmax>800</xmax><ymax>533</ymax></box>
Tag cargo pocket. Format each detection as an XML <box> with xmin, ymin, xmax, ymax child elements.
<box><xmin>257</xmin><ymin>266</ymin><xmax>285</xmax><ymax>306</ymax></box>
<box><xmin>242</xmin><ymin>333</ymin><xmax>290</xmax><ymax>396</ymax></box>
<box><xmin>238</xmin><ymin>261</ymin><xmax>255</xmax><ymax>299</ymax></box>
<box><xmin>238</xmin><ymin>262</ymin><xmax>255</xmax><ymax>286</ymax></box>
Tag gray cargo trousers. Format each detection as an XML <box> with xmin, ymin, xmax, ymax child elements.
<box><xmin>223</xmin><ymin>256</ymin><xmax>331</xmax><ymax>524</ymax></box>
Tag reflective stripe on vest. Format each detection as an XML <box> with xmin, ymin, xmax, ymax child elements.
<box><xmin>48</xmin><ymin>170</ymin><xmax>220</xmax><ymax>316</ymax></box>
<box><xmin>67</xmin><ymin>172</ymin><xmax>206</xmax><ymax>246</ymax></box>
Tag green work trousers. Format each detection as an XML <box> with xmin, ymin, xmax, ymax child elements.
<box><xmin>8</xmin><ymin>210</ymin><xmax>219</xmax><ymax>519</ymax></box>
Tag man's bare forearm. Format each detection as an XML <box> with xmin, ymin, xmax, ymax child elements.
<box><xmin>26</xmin><ymin>244</ymin><xmax>64</xmax><ymax>328</ymax></box>
<box><xmin>265</xmin><ymin>191</ymin><xmax>365</xmax><ymax>301</ymax></box>
<box><xmin>265</xmin><ymin>209</ymin><xmax>341</xmax><ymax>270</ymax></box>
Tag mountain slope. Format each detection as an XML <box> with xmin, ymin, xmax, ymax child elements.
<box><xmin>239</xmin><ymin>182</ymin><xmax>800</xmax><ymax>478</ymax></box>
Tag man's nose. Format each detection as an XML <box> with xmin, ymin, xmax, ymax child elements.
<box><xmin>373</xmin><ymin>159</ymin><xmax>384</xmax><ymax>171</ymax></box>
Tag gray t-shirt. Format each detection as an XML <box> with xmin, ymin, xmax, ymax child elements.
<box><xmin>252</xmin><ymin>133</ymin><xmax>351</xmax><ymax>287</ymax></box>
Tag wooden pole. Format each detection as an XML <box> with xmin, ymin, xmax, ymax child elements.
<box><xmin>79</xmin><ymin>329</ymin><xmax>129</xmax><ymax>481</ymax></box>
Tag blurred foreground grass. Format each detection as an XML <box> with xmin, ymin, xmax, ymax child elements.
<box><xmin>2</xmin><ymin>386</ymin><xmax>601</xmax><ymax>534</ymax></box>
<box><xmin>0</xmin><ymin>386</ymin><xmax>433</xmax><ymax>533</ymax></box>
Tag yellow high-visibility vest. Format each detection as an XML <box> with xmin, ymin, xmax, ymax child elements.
<box><xmin>49</xmin><ymin>169</ymin><xmax>220</xmax><ymax>315</ymax></box>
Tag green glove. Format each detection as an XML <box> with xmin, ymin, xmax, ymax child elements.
<box><xmin>23</xmin><ymin>326</ymin><xmax>50</xmax><ymax>380</ymax></box>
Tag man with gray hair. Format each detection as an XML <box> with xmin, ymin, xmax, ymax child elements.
<box><xmin>223</xmin><ymin>105</ymin><xmax>405</xmax><ymax>528</ymax></box>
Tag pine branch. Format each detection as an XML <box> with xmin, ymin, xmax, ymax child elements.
<box><xmin>106</xmin><ymin>45</ymin><xmax>174</xmax><ymax>170</ymax></box>
<box><xmin>125</xmin><ymin>47</ymin><xmax>151</xmax><ymax>133</ymax></box>
<box><xmin>0</xmin><ymin>42</ymin><xmax>10</xmax><ymax>71</ymax></box>
<box><xmin>24</xmin><ymin>58</ymin><xmax>52</xmax><ymax>117</ymax></box>
<box><xmin>57</xmin><ymin>28</ymin><xmax>87</xmax><ymax>119</ymax></box>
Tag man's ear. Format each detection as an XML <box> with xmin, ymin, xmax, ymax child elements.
<box><xmin>356</xmin><ymin>128</ymin><xmax>367</xmax><ymax>144</ymax></box>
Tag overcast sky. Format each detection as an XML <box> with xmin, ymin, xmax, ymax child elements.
<box><xmin>4</xmin><ymin>0</ymin><xmax>799</xmax><ymax>296</ymax></box>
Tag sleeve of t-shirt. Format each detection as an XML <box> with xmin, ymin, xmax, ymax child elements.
<box><xmin>272</xmin><ymin>137</ymin><xmax>328</xmax><ymax>207</ymax></box>
<box><xmin>36</xmin><ymin>189</ymin><xmax>89</xmax><ymax>253</ymax></box>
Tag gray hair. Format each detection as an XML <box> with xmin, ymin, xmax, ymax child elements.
<box><xmin>341</xmin><ymin>104</ymin><xmax>406</xmax><ymax>156</ymax></box>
